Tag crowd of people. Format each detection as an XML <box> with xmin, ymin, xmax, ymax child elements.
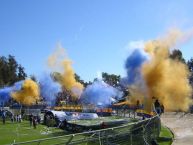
<box><xmin>1</xmin><ymin>110</ymin><xmax>23</xmax><ymax>124</ymax></box>
<box><xmin>1</xmin><ymin>110</ymin><xmax>41</xmax><ymax>129</ymax></box>
<box><xmin>29</xmin><ymin>114</ymin><xmax>41</xmax><ymax>129</ymax></box>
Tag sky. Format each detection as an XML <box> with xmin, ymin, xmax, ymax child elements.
<box><xmin>0</xmin><ymin>0</ymin><xmax>193</xmax><ymax>82</ymax></box>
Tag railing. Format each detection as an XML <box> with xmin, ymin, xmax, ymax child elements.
<box><xmin>11</xmin><ymin>115</ymin><xmax>161</xmax><ymax>145</ymax></box>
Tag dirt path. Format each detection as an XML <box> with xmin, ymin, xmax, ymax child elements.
<box><xmin>161</xmin><ymin>112</ymin><xmax>193</xmax><ymax>145</ymax></box>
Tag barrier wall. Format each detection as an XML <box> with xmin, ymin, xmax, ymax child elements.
<box><xmin>12</xmin><ymin>115</ymin><xmax>161</xmax><ymax>145</ymax></box>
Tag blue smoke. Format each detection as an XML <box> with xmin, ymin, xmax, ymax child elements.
<box><xmin>39</xmin><ymin>74</ymin><xmax>61</xmax><ymax>106</ymax></box>
<box><xmin>121</xmin><ymin>49</ymin><xmax>148</xmax><ymax>86</ymax></box>
<box><xmin>12</xmin><ymin>81</ymin><xmax>24</xmax><ymax>91</ymax></box>
<box><xmin>0</xmin><ymin>87</ymin><xmax>12</xmax><ymax>104</ymax></box>
<box><xmin>80</xmin><ymin>80</ymin><xmax>123</xmax><ymax>107</ymax></box>
<box><xmin>0</xmin><ymin>81</ymin><xmax>23</xmax><ymax>105</ymax></box>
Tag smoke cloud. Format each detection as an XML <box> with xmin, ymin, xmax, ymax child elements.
<box><xmin>80</xmin><ymin>80</ymin><xmax>123</xmax><ymax>106</ymax></box>
<box><xmin>121</xmin><ymin>49</ymin><xmax>148</xmax><ymax>86</ymax></box>
<box><xmin>11</xmin><ymin>79</ymin><xmax>40</xmax><ymax>106</ymax></box>
<box><xmin>142</xmin><ymin>29</ymin><xmax>193</xmax><ymax>111</ymax></box>
<box><xmin>48</xmin><ymin>45</ymin><xmax>84</xmax><ymax>99</ymax></box>
<box><xmin>0</xmin><ymin>81</ymin><xmax>23</xmax><ymax>105</ymax></box>
<box><xmin>0</xmin><ymin>87</ymin><xmax>12</xmax><ymax>105</ymax></box>
<box><xmin>39</xmin><ymin>73</ymin><xmax>61</xmax><ymax>106</ymax></box>
<box><xmin>125</xmin><ymin>28</ymin><xmax>193</xmax><ymax>112</ymax></box>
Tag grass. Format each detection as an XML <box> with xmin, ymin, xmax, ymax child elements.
<box><xmin>0</xmin><ymin>119</ymin><xmax>68</xmax><ymax>145</ymax></box>
<box><xmin>0</xmin><ymin>118</ymin><xmax>174</xmax><ymax>145</ymax></box>
<box><xmin>157</xmin><ymin>126</ymin><xmax>174</xmax><ymax>145</ymax></box>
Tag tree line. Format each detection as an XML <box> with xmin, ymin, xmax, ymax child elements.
<box><xmin>0</xmin><ymin>49</ymin><xmax>193</xmax><ymax>90</ymax></box>
<box><xmin>0</xmin><ymin>55</ymin><xmax>27</xmax><ymax>87</ymax></box>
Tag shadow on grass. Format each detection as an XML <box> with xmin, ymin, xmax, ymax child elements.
<box><xmin>48</xmin><ymin>130</ymin><xmax>70</xmax><ymax>137</ymax></box>
<box><xmin>157</xmin><ymin>136</ymin><xmax>173</xmax><ymax>142</ymax></box>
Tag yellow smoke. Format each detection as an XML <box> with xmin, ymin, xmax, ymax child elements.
<box><xmin>142</xmin><ymin>29</ymin><xmax>193</xmax><ymax>112</ymax></box>
<box><xmin>48</xmin><ymin>45</ymin><xmax>84</xmax><ymax>99</ymax></box>
<box><xmin>126</xmin><ymin>84</ymin><xmax>145</xmax><ymax>106</ymax></box>
<box><xmin>11</xmin><ymin>79</ymin><xmax>40</xmax><ymax>106</ymax></box>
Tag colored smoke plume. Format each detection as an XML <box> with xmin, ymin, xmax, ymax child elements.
<box><xmin>48</xmin><ymin>44</ymin><xmax>84</xmax><ymax>99</ymax></box>
<box><xmin>11</xmin><ymin>79</ymin><xmax>40</xmax><ymax>106</ymax></box>
<box><xmin>80</xmin><ymin>80</ymin><xmax>123</xmax><ymax>106</ymax></box>
<box><xmin>121</xmin><ymin>49</ymin><xmax>148</xmax><ymax>106</ymax></box>
<box><xmin>0</xmin><ymin>81</ymin><xmax>23</xmax><ymax>104</ymax></box>
<box><xmin>143</xmin><ymin>29</ymin><xmax>193</xmax><ymax>111</ymax></box>
<box><xmin>125</xmin><ymin>28</ymin><xmax>193</xmax><ymax>112</ymax></box>
<box><xmin>39</xmin><ymin>73</ymin><xmax>61</xmax><ymax>106</ymax></box>
<box><xmin>121</xmin><ymin>49</ymin><xmax>148</xmax><ymax>89</ymax></box>
<box><xmin>0</xmin><ymin>87</ymin><xmax>12</xmax><ymax>105</ymax></box>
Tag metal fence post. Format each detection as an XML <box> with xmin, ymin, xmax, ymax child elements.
<box><xmin>99</xmin><ymin>131</ymin><xmax>102</xmax><ymax>145</ymax></box>
<box><xmin>130</xmin><ymin>133</ymin><xmax>132</xmax><ymax>145</ymax></box>
<box><xmin>66</xmin><ymin>135</ymin><xmax>74</xmax><ymax>145</ymax></box>
<box><xmin>37</xmin><ymin>141</ymin><xmax>41</xmax><ymax>145</ymax></box>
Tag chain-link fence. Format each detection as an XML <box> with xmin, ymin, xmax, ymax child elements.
<box><xmin>11</xmin><ymin>115</ymin><xmax>161</xmax><ymax>145</ymax></box>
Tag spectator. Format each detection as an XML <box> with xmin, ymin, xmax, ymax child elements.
<box><xmin>18</xmin><ymin>114</ymin><xmax>22</xmax><ymax>123</ymax></box>
<box><xmin>15</xmin><ymin>114</ymin><xmax>19</xmax><ymax>122</ymax></box>
<box><xmin>101</xmin><ymin>122</ymin><xmax>106</xmax><ymax>129</ymax></box>
<box><xmin>161</xmin><ymin>104</ymin><xmax>165</xmax><ymax>114</ymax></box>
<box><xmin>154</xmin><ymin>99</ymin><xmax>161</xmax><ymax>115</ymax></box>
<box><xmin>37</xmin><ymin>115</ymin><xmax>41</xmax><ymax>124</ymax></box>
<box><xmin>29</xmin><ymin>114</ymin><xmax>33</xmax><ymax>127</ymax></box>
<box><xmin>136</xmin><ymin>100</ymin><xmax>140</xmax><ymax>110</ymax></box>
<box><xmin>32</xmin><ymin>116</ymin><xmax>37</xmax><ymax>129</ymax></box>
<box><xmin>11</xmin><ymin>113</ymin><xmax>14</xmax><ymax>123</ymax></box>
<box><xmin>2</xmin><ymin>110</ymin><xmax>6</xmax><ymax>124</ymax></box>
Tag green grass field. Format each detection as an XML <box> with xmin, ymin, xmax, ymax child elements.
<box><xmin>157</xmin><ymin>126</ymin><xmax>174</xmax><ymax>145</ymax></box>
<box><xmin>0</xmin><ymin>120</ymin><xmax>68</xmax><ymax>145</ymax></box>
<box><xmin>0</xmin><ymin>118</ymin><xmax>173</xmax><ymax>145</ymax></box>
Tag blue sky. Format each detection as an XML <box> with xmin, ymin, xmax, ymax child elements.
<box><xmin>0</xmin><ymin>0</ymin><xmax>193</xmax><ymax>82</ymax></box>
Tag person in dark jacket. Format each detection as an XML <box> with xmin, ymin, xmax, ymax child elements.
<box><xmin>29</xmin><ymin>114</ymin><xmax>33</xmax><ymax>127</ymax></box>
<box><xmin>160</xmin><ymin>104</ymin><xmax>165</xmax><ymax>114</ymax></box>
<box><xmin>154</xmin><ymin>99</ymin><xmax>161</xmax><ymax>115</ymax></box>
<box><xmin>101</xmin><ymin>122</ymin><xmax>107</xmax><ymax>129</ymax></box>
<box><xmin>32</xmin><ymin>116</ymin><xmax>37</xmax><ymax>129</ymax></box>
<box><xmin>2</xmin><ymin>110</ymin><xmax>6</xmax><ymax>124</ymax></box>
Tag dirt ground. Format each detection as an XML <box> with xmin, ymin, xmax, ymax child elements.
<box><xmin>161</xmin><ymin>112</ymin><xmax>193</xmax><ymax>145</ymax></box>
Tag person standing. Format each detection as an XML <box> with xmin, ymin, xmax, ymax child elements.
<box><xmin>32</xmin><ymin>116</ymin><xmax>37</xmax><ymax>129</ymax></box>
<box><xmin>16</xmin><ymin>114</ymin><xmax>19</xmax><ymax>122</ymax></box>
<box><xmin>11</xmin><ymin>113</ymin><xmax>14</xmax><ymax>123</ymax></box>
<box><xmin>37</xmin><ymin>115</ymin><xmax>41</xmax><ymax>124</ymax></box>
<box><xmin>29</xmin><ymin>114</ymin><xmax>33</xmax><ymax>127</ymax></box>
<box><xmin>154</xmin><ymin>99</ymin><xmax>161</xmax><ymax>115</ymax></box>
<box><xmin>160</xmin><ymin>104</ymin><xmax>165</xmax><ymax>114</ymax></box>
<box><xmin>2</xmin><ymin>110</ymin><xmax>6</xmax><ymax>124</ymax></box>
<box><xmin>18</xmin><ymin>114</ymin><xmax>22</xmax><ymax>123</ymax></box>
<box><xmin>101</xmin><ymin>122</ymin><xmax>106</xmax><ymax>129</ymax></box>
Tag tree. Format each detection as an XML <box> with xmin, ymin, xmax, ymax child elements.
<box><xmin>75</xmin><ymin>73</ymin><xmax>90</xmax><ymax>87</ymax></box>
<box><xmin>187</xmin><ymin>58</ymin><xmax>193</xmax><ymax>84</ymax></box>
<box><xmin>187</xmin><ymin>58</ymin><xmax>193</xmax><ymax>72</ymax></box>
<box><xmin>0</xmin><ymin>56</ymin><xmax>9</xmax><ymax>87</ymax></box>
<box><xmin>0</xmin><ymin>55</ymin><xmax>27</xmax><ymax>87</ymax></box>
<box><xmin>102</xmin><ymin>72</ymin><xmax>121</xmax><ymax>87</ymax></box>
<box><xmin>170</xmin><ymin>49</ymin><xmax>185</xmax><ymax>63</ymax></box>
<box><xmin>7</xmin><ymin>55</ymin><xmax>18</xmax><ymax>85</ymax></box>
<box><xmin>17</xmin><ymin>65</ymin><xmax>27</xmax><ymax>81</ymax></box>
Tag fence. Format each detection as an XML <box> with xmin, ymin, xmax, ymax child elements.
<box><xmin>11</xmin><ymin>115</ymin><xmax>161</xmax><ymax>145</ymax></box>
